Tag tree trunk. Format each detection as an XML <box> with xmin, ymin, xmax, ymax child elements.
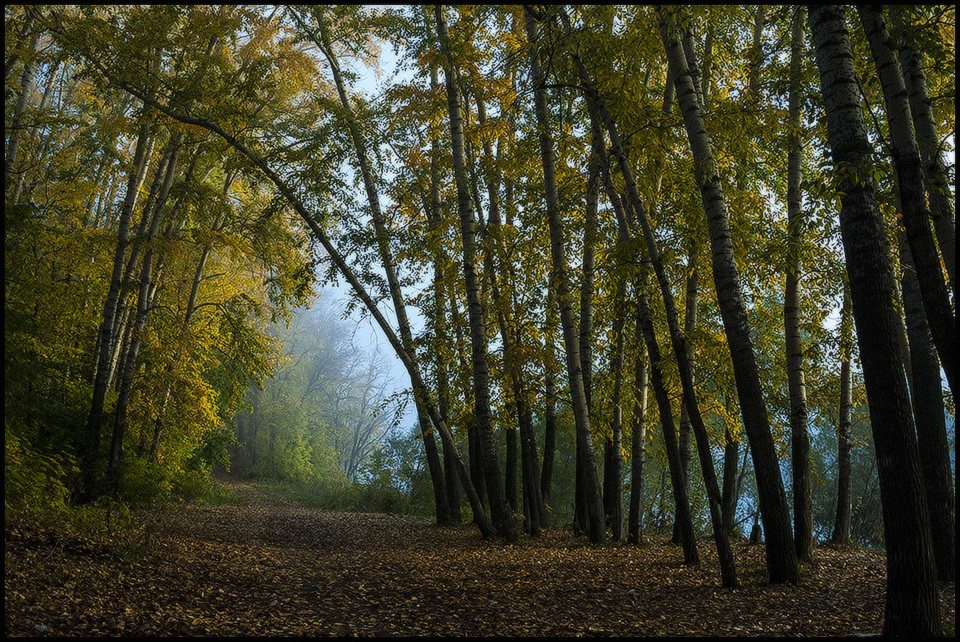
<box><xmin>628</xmin><ymin>282</ymin><xmax>650</xmax><ymax>546</ymax></box>
<box><xmin>721</xmin><ymin>424</ymin><xmax>740</xmax><ymax>537</ymax></box>
<box><xmin>575</xmin><ymin>132</ymin><xmax>601</xmax><ymax>537</ymax></box>
<box><xmin>858</xmin><ymin>4</ymin><xmax>956</xmax><ymax>404</ymax></box>
<box><xmin>888</xmin><ymin>7</ymin><xmax>956</xmax><ymax>296</ymax></box>
<box><xmin>81</xmin><ymin>117</ymin><xmax>153</xmax><ymax>500</ymax></box>
<box><xmin>310</xmin><ymin>8</ymin><xmax>451</xmax><ymax>525</ymax></box>
<box><xmin>449</xmin><ymin>287</ymin><xmax>488</xmax><ymax>515</ymax></box>
<box><xmin>435</xmin><ymin>4</ymin><xmax>515</xmax><ymax>542</ymax></box>
<box><xmin>659</xmin><ymin>6</ymin><xmax>796</xmax><ymax>585</ymax></box>
<box><xmin>505</xmin><ymin>422</ymin><xmax>518</xmax><ymax>515</ymax></box>
<box><xmin>674</xmin><ymin>242</ymin><xmax>697</xmax><ymax>544</ymax></box>
<box><xmin>4</xmin><ymin>30</ymin><xmax>40</xmax><ymax>188</ymax></box>
<box><xmin>540</xmin><ymin>272</ymin><xmax>558</xmax><ymax>511</ymax></box>
<box><xmin>810</xmin><ymin>6</ymin><xmax>940</xmax><ymax>634</ymax></box>
<box><xmin>785</xmin><ymin>6</ymin><xmax>813</xmax><ymax>565</ymax></box>
<box><xmin>426</xmin><ymin>91</ymin><xmax>461</xmax><ymax>522</ymax></box>
<box><xmin>523</xmin><ymin>7</ymin><xmax>605</xmax><ymax>544</ymax></box>
<box><xmin>636</xmin><ymin>268</ymin><xmax>700</xmax><ymax>566</ymax></box>
<box><xmin>898</xmin><ymin>219</ymin><xmax>955</xmax><ymax>581</ymax></box>
<box><xmin>831</xmin><ymin>287</ymin><xmax>854</xmax><ymax>546</ymax></box>
<box><xmin>604</xmin><ymin>284</ymin><xmax>626</xmax><ymax>541</ymax></box>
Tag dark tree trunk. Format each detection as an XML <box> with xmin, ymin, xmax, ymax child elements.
<box><xmin>449</xmin><ymin>287</ymin><xmax>488</xmax><ymax>516</ymax></box>
<box><xmin>540</xmin><ymin>274</ymin><xmax>558</xmax><ymax>511</ymax></box>
<box><xmin>505</xmin><ymin>423</ymin><xmax>518</xmax><ymax>515</ymax></box>
<box><xmin>889</xmin><ymin>7</ymin><xmax>956</xmax><ymax>296</ymax></box>
<box><xmin>524</xmin><ymin>7</ymin><xmax>605</xmax><ymax>544</ymax></box>
<box><xmin>721</xmin><ymin>425</ymin><xmax>740</xmax><ymax>537</ymax></box>
<box><xmin>898</xmin><ymin>220</ymin><xmax>955</xmax><ymax>581</ymax></box>
<box><xmin>575</xmin><ymin>130</ymin><xmax>601</xmax><ymax>538</ymax></box>
<box><xmin>810</xmin><ymin>6</ymin><xmax>940</xmax><ymax>634</ymax></box>
<box><xmin>636</xmin><ymin>268</ymin><xmax>700</xmax><ymax>566</ymax></box>
<box><xmin>436</xmin><ymin>4</ymin><xmax>515</xmax><ymax>542</ymax></box>
<box><xmin>858</xmin><ymin>5</ymin><xmax>956</xmax><ymax>404</ymax></box>
<box><xmin>785</xmin><ymin>7</ymin><xmax>813</xmax><ymax>565</ymax></box>
<box><xmin>604</xmin><ymin>284</ymin><xmax>627</xmax><ymax>542</ymax></box>
<box><xmin>674</xmin><ymin>242</ymin><xmax>697</xmax><ymax>544</ymax></box>
<box><xmin>659</xmin><ymin>5</ymin><xmax>796</xmax><ymax>585</ymax></box>
<box><xmin>831</xmin><ymin>289</ymin><xmax>854</xmax><ymax>546</ymax></box>
<box><xmin>428</xmin><ymin>50</ymin><xmax>461</xmax><ymax>526</ymax></box>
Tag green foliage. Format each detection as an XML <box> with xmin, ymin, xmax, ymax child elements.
<box><xmin>4</xmin><ymin>424</ymin><xmax>75</xmax><ymax>521</ymax></box>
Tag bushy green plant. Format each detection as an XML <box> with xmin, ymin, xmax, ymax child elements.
<box><xmin>4</xmin><ymin>424</ymin><xmax>74</xmax><ymax>522</ymax></box>
<box><xmin>117</xmin><ymin>458</ymin><xmax>172</xmax><ymax>506</ymax></box>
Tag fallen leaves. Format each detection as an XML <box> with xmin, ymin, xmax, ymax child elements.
<box><xmin>4</xmin><ymin>482</ymin><xmax>956</xmax><ymax>636</ymax></box>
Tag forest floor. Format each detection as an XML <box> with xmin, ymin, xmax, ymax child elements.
<box><xmin>5</xmin><ymin>480</ymin><xmax>956</xmax><ymax>637</ymax></box>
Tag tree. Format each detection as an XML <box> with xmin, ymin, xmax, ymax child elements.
<box><xmin>857</xmin><ymin>5</ymin><xmax>956</xmax><ymax>404</ymax></box>
<box><xmin>897</xmin><ymin>217</ymin><xmax>955</xmax><ymax>581</ymax></box>
<box><xmin>784</xmin><ymin>6</ymin><xmax>813</xmax><ymax>564</ymax></box>
<box><xmin>435</xmin><ymin>3</ymin><xmax>515</xmax><ymax>542</ymax></box>
<box><xmin>523</xmin><ymin>5</ymin><xmax>606</xmax><ymax>544</ymax></box>
<box><xmin>808</xmin><ymin>5</ymin><xmax>940</xmax><ymax>634</ymax></box>
<box><xmin>658</xmin><ymin>5</ymin><xmax>798</xmax><ymax>585</ymax></box>
<box><xmin>887</xmin><ymin>6</ymin><xmax>956</xmax><ymax>296</ymax></box>
<box><xmin>830</xmin><ymin>287</ymin><xmax>854</xmax><ymax>547</ymax></box>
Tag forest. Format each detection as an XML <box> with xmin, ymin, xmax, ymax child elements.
<box><xmin>4</xmin><ymin>4</ymin><xmax>956</xmax><ymax>637</ymax></box>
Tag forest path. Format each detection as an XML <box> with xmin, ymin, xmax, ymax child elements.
<box><xmin>5</xmin><ymin>481</ymin><xmax>956</xmax><ymax>636</ymax></box>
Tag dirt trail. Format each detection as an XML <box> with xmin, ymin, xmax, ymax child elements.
<box><xmin>5</xmin><ymin>482</ymin><xmax>956</xmax><ymax>636</ymax></box>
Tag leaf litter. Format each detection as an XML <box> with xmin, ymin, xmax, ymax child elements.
<box><xmin>5</xmin><ymin>482</ymin><xmax>955</xmax><ymax>636</ymax></box>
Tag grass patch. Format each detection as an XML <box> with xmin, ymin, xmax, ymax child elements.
<box><xmin>255</xmin><ymin>479</ymin><xmax>432</xmax><ymax>521</ymax></box>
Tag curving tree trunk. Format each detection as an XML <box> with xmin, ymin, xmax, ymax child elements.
<box><xmin>426</xmin><ymin>60</ymin><xmax>461</xmax><ymax>524</ymax></box>
<box><xmin>574</xmin><ymin>134</ymin><xmax>601</xmax><ymax>536</ymax></box>
<box><xmin>674</xmin><ymin>242</ymin><xmax>697</xmax><ymax>544</ymax></box>
<box><xmin>720</xmin><ymin>419</ymin><xmax>740</xmax><ymax>537</ymax></box>
<box><xmin>604</xmin><ymin>284</ymin><xmax>627</xmax><ymax>541</ymax></box>
<box><xmin>308</xmin><ymin>8</ymin><xmax>452</xmax><ymax>525</ymax></box>
<box><xmin>636</xmin><ymin>267</ymin><xmax>700</xmax><ymax>566</ymax></box>
<box><xmin>659</xmin><ymin>5</ymin><xmax>796</xmax><ymax>585</ymax></box>
<box><xmin>809</xmin><ymin>6</ymin><xmax>940</xmax><ymax>634</ymax></box>
<box><xmin>540</xmin><ymin>272</ymin><xmax>558</xmax><ymax>511</ymax></box>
